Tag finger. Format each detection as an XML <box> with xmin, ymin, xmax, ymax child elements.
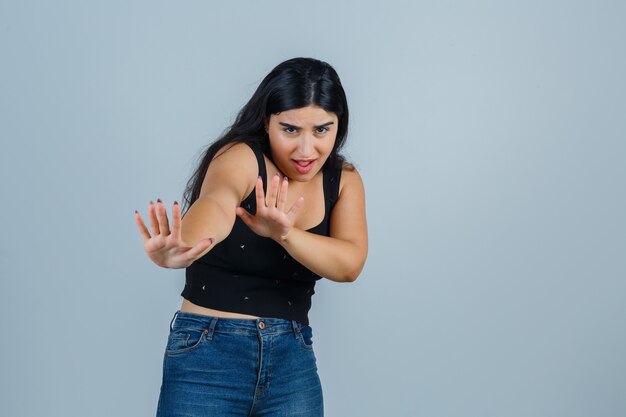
<box><xmin>277</xmin><ymin>176</ymin><xmax>288</xmax><ymax>212</ymax></box>
<box><xmin>286</xmin><ymin>196</ymin><xmax>305</xmax><ymax>222</ymax></box>
<box><xmin>182</xmin><ymin>238</ymin><xmax>214</xmax><ymax>262</ymax></box>
<box><xmin>170</xmin><ymin>200</ymin><xmax>181</xmax><ymax>238</ymax></box>
<box><xmin>235</xmin><ymin>206</ymin><xmax>254</xmax><ymax>228</ymax></box>
<box><xmin>268</xmin><ymin>172</ymin><xmax>280</xmax><ymax>207</ymax></box>
<box><xmin>255</xmin><ymin>176</ymin><xmax>266</xmax><ymax>209</ymax></box>
<box><xmin>134</xmin><ymin>211</ymin><xmax>151</xmax><ymax>242</ymax></box>
<box><xmin>156</xmin><ymin>198</ymin><xmax>171</xmax><ymax>235</ymax></box>
<box><xmin>147</xmin><ymin>201</ymin><xmax>160</xmax><ymax>235</ymax></box>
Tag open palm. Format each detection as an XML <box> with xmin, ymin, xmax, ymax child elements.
<box><xmin>134</xmin><ymin>199</ymin><xmax>214</xmax><ymax>268</ymax></box>
<box><xmin>236</xmin><ymin>174</ymin><xmax>304</xmax><ymax>242</ymax></box>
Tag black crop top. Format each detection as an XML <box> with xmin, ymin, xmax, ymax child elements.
<box><xmin>182</xmin><ymin>142</ymin><xmax>342</xmax><ymax>325</ymax></box>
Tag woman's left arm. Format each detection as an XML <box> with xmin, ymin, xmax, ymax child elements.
<box><xmin>279</xmin><ymin>168</ymin><xmax>368</xmax><ymax>282</ymax></box>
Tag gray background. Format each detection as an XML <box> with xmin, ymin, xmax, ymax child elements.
<box><xmin>1</xmin><ymin>1</ymin><xmax>625</xmax><ymax>416</ymax></box>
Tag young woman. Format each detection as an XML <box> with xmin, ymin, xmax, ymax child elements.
<box><xmin>135</xmin><ymin>57</ymin><xmax>368</xmax><ymax>416</ymax></box>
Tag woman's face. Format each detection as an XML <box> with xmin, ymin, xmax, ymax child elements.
<box><xmin>266</xmin><ymin>105</ymin><xmax>338</xmax><ymax>182</ymax></box>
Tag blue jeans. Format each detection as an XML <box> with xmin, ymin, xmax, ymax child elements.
<box><xmin>156</xmin><ymin>310</ymin><xmax>324</xmax><ymax>416</ymax></box>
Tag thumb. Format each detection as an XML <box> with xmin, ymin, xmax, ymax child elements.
<box><xmin>286</xmin><ymin>196</ymin><xmax>305</xmax><ymax>222</ymax></box>
<box><xmin>182</xmin><ymin>237</ymin><xmax>215</xmax><ymax>264</ymax></box>
<box><xmin>236</xmin><ymin>207</ymin><xmax>254</xmax><ymax>226</ymax></box>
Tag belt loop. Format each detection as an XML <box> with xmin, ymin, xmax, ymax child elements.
<box><xmin>169</xmin><ymin>311</ymin><xmax>179</xmax><ymax>332</ymax></box>
<box><xmin>206</xmin><ymin>316</ymin><xmax>218</xmax><ymax>340</ymax></box>
<box><xmin>291</xmin><ymin>320</ymin><xmax>299</xmax><ymax>339</ymax></box>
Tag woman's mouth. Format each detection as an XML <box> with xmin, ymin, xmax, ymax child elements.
<box><xmin>292</xmin><ymin>159</ymin><xmax>316</xmax><ymax>174</ymax></box>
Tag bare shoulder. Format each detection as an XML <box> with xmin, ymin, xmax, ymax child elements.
<box><xmin>329</xmin><ymin>161</ymin><xmax>367</xmax><ymax>246</ymax></box>
<box><xmin>338</xmin><ymin>161</ymin><xmax>365</xmax><ymax>197</ymax></box>
<box><xmin>199</xmin><ymin>142</ymin><xmax>258</xmax><ymax>200</ymax></box>
<box><xmin>212</xmin><ymin>142</ymin><xmax>257</xmax><ymax>166</ymax></box>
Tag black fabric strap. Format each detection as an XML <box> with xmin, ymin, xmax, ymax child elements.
<box><xmin>247</xmin><ymin>142</ymin><xmax>268</xmax><ymax>194</ymax></box>
<box><xmin>326</xmin><ymin>164</ymin><xmax>342</xmax><ymax>210</ymax></box>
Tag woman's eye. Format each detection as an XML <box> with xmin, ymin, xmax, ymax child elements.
<box><xmin>284</xmin><ymin>127</ymin><xmax>297</xmax><ymax>133</ymax></box>
<box><xmin>316</xmin><ymin>127</ymin><xmax>328</xmax><ymax>134</ymax></box>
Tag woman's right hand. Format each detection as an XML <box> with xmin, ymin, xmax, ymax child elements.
<box><xmin>134</xmin><ymin>199</ymin><xmax>214</xmax><ymax>269</ymax></box>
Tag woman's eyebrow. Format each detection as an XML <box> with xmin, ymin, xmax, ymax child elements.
<box><xmin>278</xmin><ymin>121</ymin><xmax>334</xmax><ymax>129</ymax></box>
<box><xmin>279</xmin><ymin>122</ymin><xmax>300</xmax><ymax>129</ymax></box>
<box><xmin>315</xmin><ymin>121</ymin><xmax>335</xmax><ymax>128</ymax></box>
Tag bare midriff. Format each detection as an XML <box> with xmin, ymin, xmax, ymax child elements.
<box><xmin>180</xmin><ymin>298</ymin><xmax>259</xmax><ymax>319</ymax></box>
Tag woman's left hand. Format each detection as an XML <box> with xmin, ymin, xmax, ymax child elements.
<box><xmin>235</xmin><ymin>173</ymin><xmax>304</xmax><ymax>242</ymax></box>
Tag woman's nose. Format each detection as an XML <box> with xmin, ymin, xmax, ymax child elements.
<box><xmin>297</xmin><ymin>134</ymin><xmax>313</xmax><ymax>155</ymax></box>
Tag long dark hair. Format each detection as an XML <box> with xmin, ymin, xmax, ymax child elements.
<box><xmin>181</xmin><ymin>57</ymin><xmax>350</xmax><ymax>215</ymax></box>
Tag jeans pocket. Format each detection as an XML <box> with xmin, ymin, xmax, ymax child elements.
<box><xmin>298</xmin><ymin>325</ymin><xmax>314</xmax><ymax>350</ymax></box>
<box><xmin>165</xmin><ymin>325</ymin><xmax>208</xmax><ymax>356</ymax></box>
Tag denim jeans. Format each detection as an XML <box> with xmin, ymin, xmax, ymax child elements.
<box><xmin>156</xmin><ymin>310</ymin><xmax>323</xmax><ymax>416</ymax></box>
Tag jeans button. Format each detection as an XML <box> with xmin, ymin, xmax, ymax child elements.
<box><xmin>258</xmin><ymin>321</ymin><xmax>265</xmax><ymax>329</ymax></box>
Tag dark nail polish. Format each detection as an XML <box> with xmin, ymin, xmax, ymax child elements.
<box><xmin>174</xmin><ymin>201</ymin><xmax>179</xmax><ymax>206</ymax></box>
<box><xmin>150</xmin><ymin>201</ymin><xmax>154</xmax><ymax>205</ymax></box>
<box><xmin>157</xmin><ymin>198</ymin><xmax>162</xmax><ymax>203</ymax></box>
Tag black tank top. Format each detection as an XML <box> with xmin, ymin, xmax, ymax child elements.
<box><xmin>182</xmin><ymin>142</ymin><xmax>342</xmax><ymax>324</ymax></box>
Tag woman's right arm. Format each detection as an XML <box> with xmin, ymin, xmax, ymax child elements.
<box><xmin>134</xmin><ymin>143</ymin><xmax>257</xmax><ymax>268</ymax></box>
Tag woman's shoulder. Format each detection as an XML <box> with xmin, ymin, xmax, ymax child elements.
<box><xmin>208</xmin><ymin>141</ymin><xmax>258</xmax><ymax>179</ymax></box>
<box><xmin>337</xmin><ymin>161</ymin><xmax>363</xmax><ymax>197</ymax></box>
<box><xmin>213</xmin><ymin>141</ymin><xmax>257</xmax><ymax>162</ymax></box>
<box><xmin>200</xmin><ymin>141</ymin><xmax>259</xmax><ymax>200</ymax></box>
